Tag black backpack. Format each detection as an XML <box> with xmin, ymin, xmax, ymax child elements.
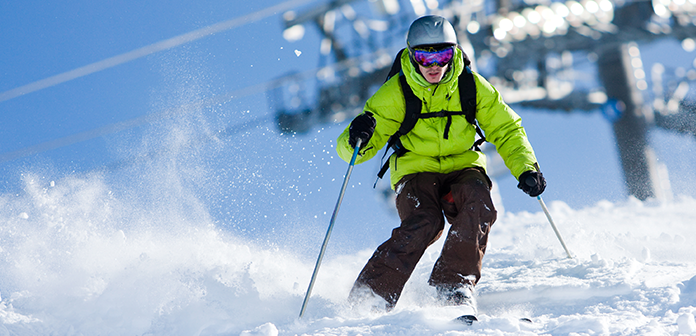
<box><xmin>375</xmin><ymin>47</ymin><xmax>487</xmax><ymax>183</ymax></box>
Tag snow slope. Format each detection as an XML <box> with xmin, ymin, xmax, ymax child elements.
<box><xmin>0</xmin><ymin>169</ymin><xmax>695</xmax><ymax>335</ymax></box>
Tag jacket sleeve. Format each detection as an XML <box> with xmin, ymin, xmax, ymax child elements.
<box><xmin>337</xmin><ymin>76</ymin><xmax>405</xmax><ymax>164</ymax></box>
<box><xmin>473</xmin><ymin>72</ymin><xmax>540</xmax><ymax>179</ymax></box>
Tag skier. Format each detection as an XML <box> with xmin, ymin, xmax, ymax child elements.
<box><xmin>336</xmin><ymin>15</ymin><xmax>546</xmax><ymax>314</ymax></box>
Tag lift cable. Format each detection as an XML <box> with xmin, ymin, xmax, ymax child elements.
<box><xmin>0</xmin><ymin>0</ymin><xmax>318</xmax><ymax>103</ymax></box>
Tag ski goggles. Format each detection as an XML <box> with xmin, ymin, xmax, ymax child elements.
<box><xmin>411</xmin><ymin>46</ymin><xmax>454</xmax><ymax>68</ymax></box>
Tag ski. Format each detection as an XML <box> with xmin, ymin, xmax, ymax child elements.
<box><xmin>454</xmin><ymin>315</ymin><xmax>533</xmax><ymax>326</ymax></box>
<box><xmin>454</xmin><ymin>314</ymin><xmax>477</xmax><ymax>325</ymax></box>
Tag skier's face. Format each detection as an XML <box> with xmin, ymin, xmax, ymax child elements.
<box><xmin>419</xmin><ymin>64</ymin><xmax>448</xmax><ymax>84</ymax></box>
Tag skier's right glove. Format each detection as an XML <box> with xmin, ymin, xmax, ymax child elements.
<box><xmin>517</xmin><ymin>170</ymin><xmax>546</xmax><ymax>197</ymax></box>
<box><xmin>349</xmin><ymin>112</ymin><xmax>376</xmax><ymax>149</ymax></box>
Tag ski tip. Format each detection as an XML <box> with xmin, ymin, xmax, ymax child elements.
<box><xmin>454</xmin><ymin>315</ymin><xmax>532</xmax><ymax>326</ymax></box>
<box><xmin>454</xmin><ymin>314</ymin><xmax>478</xmax><ymax>326</ymax></box>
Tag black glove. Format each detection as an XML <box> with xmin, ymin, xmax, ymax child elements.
<box><xmin>517</xmin><ymin>170</ymin><xmax>546</xmax><ymax>197</ymax></box>
<box><xmin>349</xmin><ymin>112</ymin><xmax>376</xmax><ymax>149</ymax></box>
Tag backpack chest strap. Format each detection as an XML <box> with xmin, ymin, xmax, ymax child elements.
<box><xmin>419</xmin><ymin>110</ymin><xmax>467</xmax><ymax>139</ymax></box>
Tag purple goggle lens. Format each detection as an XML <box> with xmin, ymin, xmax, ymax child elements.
<box><xmin>412</xmin><ymin>47</ymin><xmax>454</xmax><ymax>68</ymax></box>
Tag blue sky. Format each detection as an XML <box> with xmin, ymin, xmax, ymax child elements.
<box><xmin>2</xmin><ymin>0</ymin><xmax>696</xmax><ymax>253</ymax></box>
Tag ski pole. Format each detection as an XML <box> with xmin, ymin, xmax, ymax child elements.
<box><xmin>299</xmin><ymin>138</ymin><xmax>362</xmax><ymax>319</ymax></box>
<box><xmin>537</xmin><ymin>195</ymin><xmax>573</xmax><ymax>259</ymax></box>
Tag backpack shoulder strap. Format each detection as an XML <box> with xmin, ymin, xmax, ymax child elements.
<box><xmin>385</xmin><ymin>48</ymin><xmax>407</xmax><ymax>83</ymax></box>
<box><xmin>458</xmin><ymin>66</ymin><xmax>486</xmax><ymax>149</ymax></box>
<box><xmin>376</xmin><ymin>72</ymin><xmax>421</xmax><ymax>182</ymax></box>
<box><xmin>389</xmin><ymin>47</ymin><xmax>421</xmax><ymax>139</ymax></box>
<box><xmin>458</xmin><ymin>66</ymin><xmax>477</xmax><ymax>125</ymax></box>
<box><xmin>397</xmin><ymin>74</ymin><xmax>421</xmax><ymax>138</ymax></box>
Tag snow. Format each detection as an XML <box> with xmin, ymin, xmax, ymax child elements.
<box><xmin>0</xmin><ymin>167</ymin><xmax>695</xmax><ymax>335</ymax></box>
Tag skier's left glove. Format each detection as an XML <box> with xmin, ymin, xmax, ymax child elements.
<box><xmin>517</xmin><ymin>170</ymin><xmax>546</xmax><ymax>197</ymax></box>
<box><xmin>349</xmin><ymin>112</ymin><xmax>376</xmax><ymax>149</ymax></box>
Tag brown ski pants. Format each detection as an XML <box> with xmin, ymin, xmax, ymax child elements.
<box><xmin>349</xmin><ymin>168</ymin><xmax>497</xmax><ymax>310</ymax></box>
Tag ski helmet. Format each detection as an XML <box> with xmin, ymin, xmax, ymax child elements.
<box><xmin>406</xmin><ymin>15</ymin><xmax>458</xmax><ymax>49</ymax></box>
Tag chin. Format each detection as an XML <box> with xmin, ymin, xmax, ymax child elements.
<box><xmin>428</xmin><ymin>76</ymin><xmax>442</xmax><ymax>83</ymax></box>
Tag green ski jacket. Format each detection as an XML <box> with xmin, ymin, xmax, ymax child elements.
<box><xmin>337</xmin><ymin>47</ymin><xmax>539</xmax><ymax>189</ymax></box>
